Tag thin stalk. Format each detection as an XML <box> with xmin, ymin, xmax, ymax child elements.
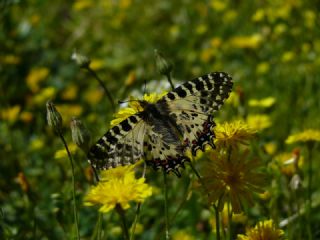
<box><xmin>130</xmin><ymin>163</ymin><xmax>147</xmax><ymax>240</ymax></box>
<box><xmin>213</xmin><ymin>204</ymin><xmax>221</xmax><ymax>240</ymax></box>
<box><xmin>188</xmin><ymin>160</ymin><xmax>208</xmax><ymax>194</ymax></box>
<box><xmin>85</xmin><ymin>66</ymin><xmax>115</xmax><ymax>112</ymax></box>
<box><xmin>59</xmin><ymin>133</ymin><xmax>80</xmax><ymax>240</ymax></box>
<box><xmin>306</xmin><ymin>143</ymin><xmax>314</xmax><ymax>240</ymax></box>
<box><xmin>165</xmin><ymin>73</ymin><xmax>175</xmax><ymax>90</ymax></box>
<box><xmin>227</xmin><ymin>203</ymin><xmax>232</xmax><ymax>240</ymax></box>
<box><xmin>163</xmin><ymin>171</ymin><xmax>170</xmax><ymax>240</ymax></box>
<box><xmin>116</xmin><ymin>206</ymin><xmax>130</xmax><ymax>240</ymax></box>
<box><xmin>91</xmin><ymin>212</ymin><xmax>102</xmax><ymax>240</ymax></box>
<box><xmin>130</xmin><ymin>204</ymin><xmax>141</xmax><ymax>240</ymax></box>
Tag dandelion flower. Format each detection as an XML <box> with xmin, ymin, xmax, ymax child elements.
<box><xmin>215</xmin><ymin>120</ymin><xmax>256</xmax><ymax>149</ymax></box>
<box><xmin>203</xmin><ymin>150</ymin><xmax>266</xmax><ymax>213</ymax></box>
<box><xmin>237</xmin><ymin>219</ymin><xmax>285</xmax><ymax>240</ymax></box>
<box><xmin>285</xmin><ymin>129</ymin><xmax>320</xmax><ymax>144</ymax></box>
<box><xmin>246</xmin><ymin>114</ymin><xmax>272</xmax><ymax>131</ymax></box>
<box><xmin>84</xmin><ymin>166</ymin><xmax>152</xmax><ymax>213</ymax></box>
<box><xmin>248</xmin><ymin>97</ymin><xmax>276</xmax><ymax>108</ymax></box>
<box><xmin>110</xmin><ymin>92</ymin><xmax>166</xmax><ymax>127</ymax></box>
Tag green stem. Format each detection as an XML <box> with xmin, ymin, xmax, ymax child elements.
<box><xmin>116</xmin><ymin>205</ymin><xmax>130</xmax><ymax>240</ymax></box>
<box><xmin>213</xmin><ymin>204</ymin><xmax>221</xmax><ymax>240</ymax></box>
<box><xmin>130</xmin><ymin>203</ymin><xmax>141</xmax><ymax>240</ymax></box>
<box><xmin>130</xmin><ymin>163</ymin><xmax>147</xmax><ymax>240</ymax></box>
<box><xmin>188</xmin><ymin>160</ymin><xmax>208</xmax><ymax>194</ymax></box>
<box><xmin>306</xmin><ymin>143</ymin><xmax>314</xmax><ymax>240</ymax></box>
<box><xmin>227</xmin><ymin>203</ymin><xmax>232</xmax><ymax>240</ymax></box>
<box><xmin>163</xmin><ymin>171</ymin><xmax>170</xmax><ymax>240</ymax></box>
<box><xmin>91</xmin><ymin>212</ymin><xmax>102</xmax><ymax>240</ymax></box>
<box><xmin>59</xmin><ymin>133</ymin><xmax>80</xmax><ymax>240</ymax></box>
<box><xmin>86</xmin><ymin>66</ymin><xmax>116</xmax><ymax>112</ymax></box>
<box><xmin>165</xmin><ymin>73</ymin><xmax>175</xmax><ymax>91</ymax></box>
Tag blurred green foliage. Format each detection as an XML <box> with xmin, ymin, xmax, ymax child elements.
<box><xmin>1</xmin><ymin>0</ymin><xmax>320</xmax><ymax>239</ymax></box>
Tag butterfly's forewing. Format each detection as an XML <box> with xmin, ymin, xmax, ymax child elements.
<box><xmin>88</xmin><ymin>115</ymin><xmax>147</xmax><ymax>170</ymax></box>
<box><xmin>158</xmin><ymin>72</ymin><xmax>233</xmax><ymax>155</ymax></box>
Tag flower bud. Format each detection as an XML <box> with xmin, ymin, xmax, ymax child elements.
<box><xmin>46</xmin><ymin>101</ymin><xmax>63</xmax><ymax>134</ymax></box>
<box><xmin>70</xmin><ymin>117</ymin><xmax>91</xmax><ymax>153</ymax></box>
<box><xmin>154</xmin><ymin>49</ymin><xmax>173</xmax><ymax>76</ymax></box>
<box><xmin>71</xmin><ymin>50</ymin><xmax>91</xmax><ymax>68</ymax></box>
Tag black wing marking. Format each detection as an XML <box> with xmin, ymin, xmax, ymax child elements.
<box><xmin>158</xmin><ymin>72</ymin><xmax>233</xmax><ymax>155</ymax></box>
<box><xmin>87</xmin><ymin>115</ymin><xmax>146</xmax><ymax>170</ymax></box>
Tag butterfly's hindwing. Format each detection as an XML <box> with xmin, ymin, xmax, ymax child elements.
<box><xmin>159</xmin><ymin>72</ymin><xmax>233</xmax><ymax>156</ymax></box>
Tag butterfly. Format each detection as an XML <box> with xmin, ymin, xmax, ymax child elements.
<box><xmin>87</xmin><ymin>72</ymin><xmax>233</xmax><ymax>176</ymax></box>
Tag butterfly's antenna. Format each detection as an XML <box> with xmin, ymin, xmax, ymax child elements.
<box><xmin>143</xmin><ymin>80</ymin><xmax>148</xmax><ymax>95</ymax></box>
<box><xmin>118</xmin><ymin>99</ymin><xmax>138</xmax><ymax>104</ymax></box>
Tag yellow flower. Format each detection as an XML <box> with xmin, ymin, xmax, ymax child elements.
<box><xmin>210</xmin><ymin>203</ymin><xmax>247</xmax><ymax>231</ymax></box>
<box><xmin>90</xmin><ymin>59</ymin><xmax>105</xmax><ymax>70</ymax></box>
<box><xmin>281</xmin><ymin>51</ymin><xmax>295</xmax><ymax>62</ymax></box>
<box><xmin>237</xmin><ymin>219</ymin><xmax>285</xmax><ymax>240</ymax></box>
<box><xmin>210</xmin><ymin>0</ymin><xmax>227</xmax><ymax>12</ymax></box>
<box><xmin>256</xmin><ymin>62</ymin><xmax>270</xmax><ymax>75</ymax></box>
<box><xmin>110</xmin><ymin>92</ymin><xmax>166</xmax><ymax>127</ymax></box>
<box><xmin>84</xmin><ymin>88</ymin><xmax>104</xmax><ymax>105</ymax></box>
<box><xmin>1</xmin><ymin>55</ymin><xmax>21</xmax><ymax>64</ymax></box>
<box><xmin>225</xmin><ymin>91</ymin><xmax>240</xmax><ymax>107</ymax></box>
<box><xmin>72</xmin><ymin>0</ymin><xmax>92</xmax><ymax>11</ymax></box>
<box><xmin>248</xmin><ymin>97</ymin><xmax>276</xmax><ymax>108</ymax></box>
<box><xmin>172</xmin><ymin>230</ymin><xmax>195</xmax><ymax>240</ymax></box>
<box><xmin>246</xmin><ymin>114</ymin><xmax>272</xmax><ymax>131</ymax></box>
<box><xmin>1</xmin><ymin>105</ymin><xmax>21</xmax><ymax>123</ymax></box>
<box><xmin>229</xmin><ymin>34</ymin><xmax>263</xmax><ymax>49</ymax></box>
<box><xmin>84</xmin><ymin>166</ymin><xmax>152</xmax><ymax>213</ymax></box>
<box><xmin>26</xmin><ymin>67</ymin><xmax>49</xmax><ymax>93</ymax></box>
<box><xmin>215</xmin><ymin>120</ymin><xmax>256</xmax><ymax>149</ymax></box>
<box><xmin>273</xmin><ymin>149</ymin><xmax>303</xmax><ymax>176</ymax></box>
<box><xmin>61</xmin><ymin>85</ymin><xmax>78</xmax><ymax>100</ymax></box>
<box><xmin>54</xmin><ymin>143</ymin><xmax>77</xmax><ymax>159</ymax></box>
<box><xmin>203</xmin><ymin>149</ymin><xmax>266</xmax><ymax>213</ymax></box>
<box><xmin>263</xmin><ymin>142</ymin><xmax>277</xmax><ymax>156</ymax></box>
<box><xmin>32</xmin><ymin>87</ymin><xmax>57</xmax><ymax>105</ymax></box>
<box><xmin>286</xmin><ymin>129</ymin><xmax>320</xmax><ymax>144</ymax></box>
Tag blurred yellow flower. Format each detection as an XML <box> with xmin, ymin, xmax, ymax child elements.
<box><xmin>259</xmin><ymin>190</ymin><xmax>271</xmax><ymax>200</ymax></box>
<box><xmin>224</xmin><ymin>10</ymin><xmax>237</xmax><ymax>22</ymax></box>
<box><xmin>263</xmin><ymin>142</ymin><xmax>277</xmax><ymax>156</ymax></box>
<box><xmin>248</xmin><ymin>97</ymin><xmax>276</xmax><ymax>108</ymax></box>
<box><xmin>84</xmin><ymin>166</ymin><xmax>152</xmax><ymax>213</ymax></box>
<box><xmin>225</xmin><ymin>91</ymin><xmax>240</xmax><ymax>107</ymax></box>
<box><xmin>304</xmin><ymin>10</ymin><xmax>316</xmax><ymax>28</ymax></box>
<box><xmin>125</xmin><ymin>70</ymin><xmax>136</xmax><ymax>86</ymax></box>
<box><xmin>1</xmin><ymin>105</ymin><xmax>21</xmax><ymax>123</ymax></box>
<box><xmin>90</xmin><ymin>59</ymin><xmax>105</xmax><ymax>70</ymax></box>
<box><xmin>84</xmin><ymin>88</ymin><xmax>103</xmax><ymax>105</ymax></box>
<box><xmin>210</xmin><ymin>0</ymin><xmax>227</xmax><ymax>12</ymax></box>
<box><xmin>204</xmin><ymin>149</ymin><xmax>266</xmax><ymax>213</ymax></box>
<box><xmin>274</xmin><ymin>24</ymin><xmax>287</xmax><ymax>36</ymax></box>
<box><xmin>26</xmin><ymin>67</ymin><xmax>49</xmax><ymax>93</ymax></box>
<box><xmin>72</xmin><ymin>0</ymin><xmax>92</xmax><ymax>11</ymax></box>
<box><xmin>229</xmin><ymin>34</ymin><xmax>263</xmax><ymax>49</ymax></box>
<box><xmin>20</xmin><ymin>111</ymin><xmax>33</xmax><ymax>123</ymax></box>
<box><xmin>286</xmin><ymin>129</ymin><xmax>320</xmax><ymax>144</ymax></box>
<box><xmin>110</xmin><ymin>92</ymin><xmax>166</xmax><ymax>127</ymax></box>
<box><xmin>196</xmin><ymin>24</ymin><xmax>207</xmax><ymax>35</ymax></box>
<box><xmin>54</xmin><ymin>144</ymin><xmax>77</xmax><ymax>159</ymax></box>
<box><xmin>215</xmin><ymin>120</ymin><xmax>256</xmax><ymax>149</ymax></box>
<box><xmin>61</xmin><ymin>85</ymin><xmax>78</xmax><ymax>100</ymax></box>
<box><xmin>1</xmin><ymin>55</ymin><xmax>21</xmax><ymax>64</ymax></box>
<box><xmin>210</xmin><ymin>203</ymin><xmax>247</xmax><ymax>231</ymax></box>
<box><xmin>252</xmin><ymin>9</ymin><xmax>265</xmax><ymax>22</ymax></box>
<box><xmin>256</xmin><ymin>62</ymin><xmax>270</xmax><ymax>75</ymax></box>
<box><xmin>29</xmin><ymin>138</ymin><xmax>44</xmax><ymax>151</ymax></box>
<box><xmin>246</xmin><ymin>114</ymin><xmax>272</xmax><ymax>131</ymax></box>
<box><xmin>172</xmin><ymin>230</ymin><xmax>195</xmax><ymax>240</ymax></box>
<box><xmin>119</xmin><ymin>0</ymin><xmax>132</xmax><ymax>9</ymax></box>
<box><xmin>32</xmin><ymin>87</ymin><xmax>57</xmax><ymax>105</ymax></box>
<box><xmin>281</xmin><ymin>51</ymin><xmax>295</xmax><ymax>62</ymax></box>
<box><xmin>274</xmin><ymin>149</ymin><xmax>303</xmax><ymax>176</ymax></box>
<box><xmin>56</xmin><ymin>104</ymin><xmax>83</xmax><ymax>121</ymax></box>
<box><xmin>210</xmin><ymin>37</ymin><xmax>222</xmax><ymax>48</ymax></box>
<box><xmin>237</xmin><ymin>219</ymin><xmax>285</xmax><ymax>240</ymax></box>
